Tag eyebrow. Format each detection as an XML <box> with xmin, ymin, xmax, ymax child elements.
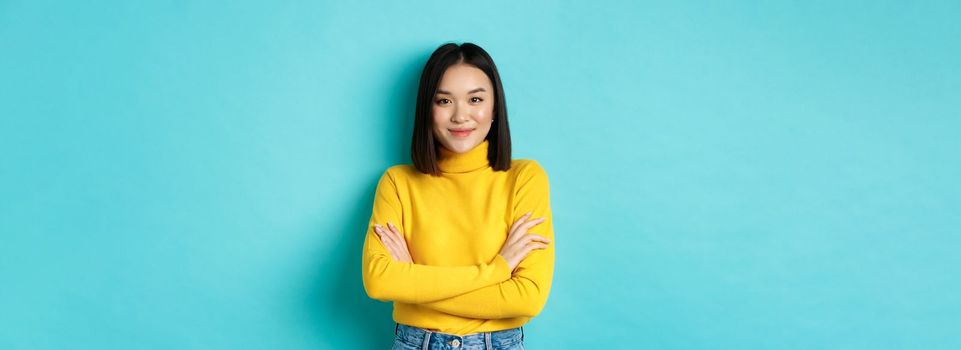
<box><xmin>436</xmin><ymin>87</ymin><xmax>487</xmax><ymax>95</ymax></box>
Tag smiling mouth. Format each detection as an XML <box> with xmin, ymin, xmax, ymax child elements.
<box><xmin>449</xmin><ymin>129</ymin><xmax>475</xmax><ymax>138</ymax></box>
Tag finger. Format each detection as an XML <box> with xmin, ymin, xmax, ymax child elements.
<box><xmin>377</xmin><ymin>232</ymin><xmax>399</xmax><ymax>259</ymax></box>
<box><xmin>376</xmin><ymin>225</ymin><xmax>402</xmax><ymax>253</ymax></box>
<box><xmin>508</xmin><ymin>214</ymin><xmax>536</xmax><ymax>244</ymax></box>
<box><xmin>386</xmin><ymin>226</ymin><xmax>410</xmax><ymax>258</ymax></box>
<box><xmin>387</xmin><ymin>223</ymin><xmax>413</xmax><ymax>261</ymax></box>
<box><xmin>527</xmin><ymin>234</ymin><xmax>552</xmax><ymax>244</ymax></box>
<box><xmin>518</xmin><ymin>242</ymin><xmax>549</xmax><ymax>259</ymax></box>
<box><xmin>385</xmin><ymin>237</ymin><xmax>406</xmax><ymax>262</ymax></box>
<box><xmin>378</xmin><ymin>224</ymin><xmax>400</xmax><ymax>246</ymax></box>
<box><xmin>525</xmin><ymin>242</ymin><xmax>549</xmax><ymax>253</ymax></box>
<box><xmin>506</xmin><ymin>220</ymin><xmax>524</xmax><ymax>244</ymax></box>
<box><xmin>518</xmin><ymin>217</ymin><xmax>546</xmax><ymax>232</ymax></box>
<box><xmin>374</xmin><ymin>225</ymin><xmax>389</xmax><ymax>243</ymax></box>
<box><xmin>511</xmin><ymin>235</ymin><xmax>549</xmax><ymax>254</ymax></box>
<box><xmin>383</xmin><ymin>223</ymin><xmax>414</xmax><ymax>262</ymax></box>
<box><xmin>387</xmin><ymin>222</ymin><xmax>405</xmax><ymax>243</ymax></box>
<box><xmin>516</xmin><ymin>234</ymin><xmax>548</xmax><ymax>247</ymax></box>
<box><xmin>509</xmin><ymin>212</ymin><xmax>533</xmax><ymax>236</ymax></box>
<box><xmin>510</xmin><ymin>217</ymin><xmax>546</xmax><ymax>245</ymax></box>
<box><xmin>512</xmin><ymin>218</ymin><xmax>545</xmax><ymax>243</ymax></box>
<box><xmin>373</xmin><ymin>226</ymin><xmax>388</xmax><ymax>244</ymax></box>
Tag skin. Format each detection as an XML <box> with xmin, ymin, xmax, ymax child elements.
<box><xmin>373</xmin><ymin>63</ymin><xmax>551</xmax><ymax>272</ymax></box>
<box><xmin>431</xmin><ymin>63</ymin><xmax>494</xmax><ymax>153</ymax></box>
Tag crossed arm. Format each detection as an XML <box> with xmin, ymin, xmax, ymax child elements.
<box><xmin>361</xmin><ymin>162</ymin><xmax>555</xmax><ymax>319</ymax></box>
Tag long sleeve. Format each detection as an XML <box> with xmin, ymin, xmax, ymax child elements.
<box><xmin>362</xmin><ymin>169</ymin><xmax>513</xmax><ymax>304</ymax></box>
<box><xmin>417</xmin><ymin>161</ymin><xmax>555</xmax><ymax>319</ymax></box>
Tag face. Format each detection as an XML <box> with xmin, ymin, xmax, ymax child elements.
<box><xmin>431</xmin><ymin>63</ymin><xmax>495</xmax><ymax>153</ymax></box>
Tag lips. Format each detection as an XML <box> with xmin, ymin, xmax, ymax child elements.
<box><xmin>449</xmin><ymin>128</ymin><xmax>475</xmax><ymax>138</ymax></box>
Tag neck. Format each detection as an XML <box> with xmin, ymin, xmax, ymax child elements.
<box><xmin>438</xmin><ymin>140</ymin><xmax>491</xmax><ymax>173</ymax></box>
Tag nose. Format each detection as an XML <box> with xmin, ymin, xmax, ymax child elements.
<box><xmin>451</xmin><ymin>103</ymin><xmax>470</xmax><ymax>123</ymax></box>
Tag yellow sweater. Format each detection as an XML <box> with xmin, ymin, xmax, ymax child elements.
<box><xmin>361</xmin><ymin>139</ymin><xmax>555</xmax><ymax>336</ymax></box>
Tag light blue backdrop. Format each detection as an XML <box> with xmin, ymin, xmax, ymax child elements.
<box><xmin>1</xmin><ymin>1</ymin><xmax>959</xmax><ymax>349</ymax></box>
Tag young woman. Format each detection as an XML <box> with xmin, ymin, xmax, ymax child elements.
<box><xmin>362</xmin><ymin>42</ymin><xmax>555</xmax><ymax>350</ymax></box>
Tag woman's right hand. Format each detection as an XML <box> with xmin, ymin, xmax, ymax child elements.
<box><xmin>499</xmin><ymin>212</ymin><xmax>552</xmax><ymax>272</ymax></box>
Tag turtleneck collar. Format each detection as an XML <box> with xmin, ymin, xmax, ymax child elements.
<box><xmin>438</xmin><ymin>140</ymin><xmax>491</xmax><ymax>174</ymax></box>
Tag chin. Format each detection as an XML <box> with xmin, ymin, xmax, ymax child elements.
<box><xmin>443</xmin><ymin>138</ymin><xmax>479</xmax><ymax>153</ymax></box>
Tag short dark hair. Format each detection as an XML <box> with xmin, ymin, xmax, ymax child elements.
<box><xmin>411</xmin><ymin>42</ymin><xmax>512</xmax><ymax>176</ymax></box>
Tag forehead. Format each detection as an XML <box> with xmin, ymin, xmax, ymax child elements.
<box><xmin>437</xmin><ymin>64</ymin><xmax>492</xmax><ymax>92</ymax></box>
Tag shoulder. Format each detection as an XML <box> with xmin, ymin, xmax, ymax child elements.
<box><xmin>511</xmin><ymin>159</ymin><xmax>548</xmax><ymax>173</ymax></box>
<box><xmin>382</xmin><ymin>164</ymin><xmax>417</xmax><ymax>178</ymax></box>
<box><xmin>378</xmin><ymin>164</ymin><xmax>422</xmax><ymax>184</ymax></box>
<box><xmin>510</xmin><ymin>159</ymin><xmax>550</xmax><ymax>181</ymax></box>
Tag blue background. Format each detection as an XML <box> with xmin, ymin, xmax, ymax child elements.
<box><xmin>2</xmin><ymin>1</ymin><xmax>959</xmax><ymax>349</ymax></box>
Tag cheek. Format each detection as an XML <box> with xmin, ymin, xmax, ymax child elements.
<box><xmin>480</xmin><ymin>106</ymin><xmax>494</xmax><ymax>121</ymax></box>
<box><xmin>431</xmin><ymin>108</ymin><xmax>446</xmax><ymax>125</ymax></box>
<box><xmin>473</xmin><ymin>105</ymin><xmax>492</xmax><ymax>119</ymax></box>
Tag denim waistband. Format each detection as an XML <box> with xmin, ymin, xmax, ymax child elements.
<box><xmin>394</xmin><ymin>323</ymin><xmax>524</xmax><ymax>349</ymax></box>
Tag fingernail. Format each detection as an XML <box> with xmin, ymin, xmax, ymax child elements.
<box><xmin>387</xmin><ymin>222</ymin><xmax>394</xmax><ymax>228</ymax></box>
<box><xmin>526</xmin><ymin>211</ymin><xmax>532</xmax><ymax>216</ymax></box>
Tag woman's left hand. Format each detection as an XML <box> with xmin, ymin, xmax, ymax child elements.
<box><xmin>374</xmin><ymin>222</ymin><xmax>413</xmax><ymax>263</ymax></box>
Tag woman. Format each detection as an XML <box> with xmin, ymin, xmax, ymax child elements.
<box><xmin>362</xmin><ymin>42</ymin><xmax>555</xmax><ymax>350</ymax></box>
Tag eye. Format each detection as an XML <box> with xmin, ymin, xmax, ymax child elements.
<box><xmin>435</xmin><ymin>98</ymin><xmax>451</xmax><ymax>105</ymax></box>
<box><xmin>470</xmin><ymin>97</ymin><xmax>483</xmax><ymax>103</ymax></box>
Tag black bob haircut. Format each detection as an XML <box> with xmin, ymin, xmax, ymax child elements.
<box><xmin>411</xmin><ymin>42</ymin><xmax>512</xmax><ymax>176</ymax></box>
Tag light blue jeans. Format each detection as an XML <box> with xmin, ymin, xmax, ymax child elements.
<box><xmin>391</xmin><ymin>323</ymin><xmax>525</xmax><ymax>350</ymax></box>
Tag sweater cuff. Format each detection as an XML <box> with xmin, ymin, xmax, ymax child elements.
<box><xmin>491</xmin><ymin>254</ymin><xmax>511</xmax><ymax>281</ymax></box>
